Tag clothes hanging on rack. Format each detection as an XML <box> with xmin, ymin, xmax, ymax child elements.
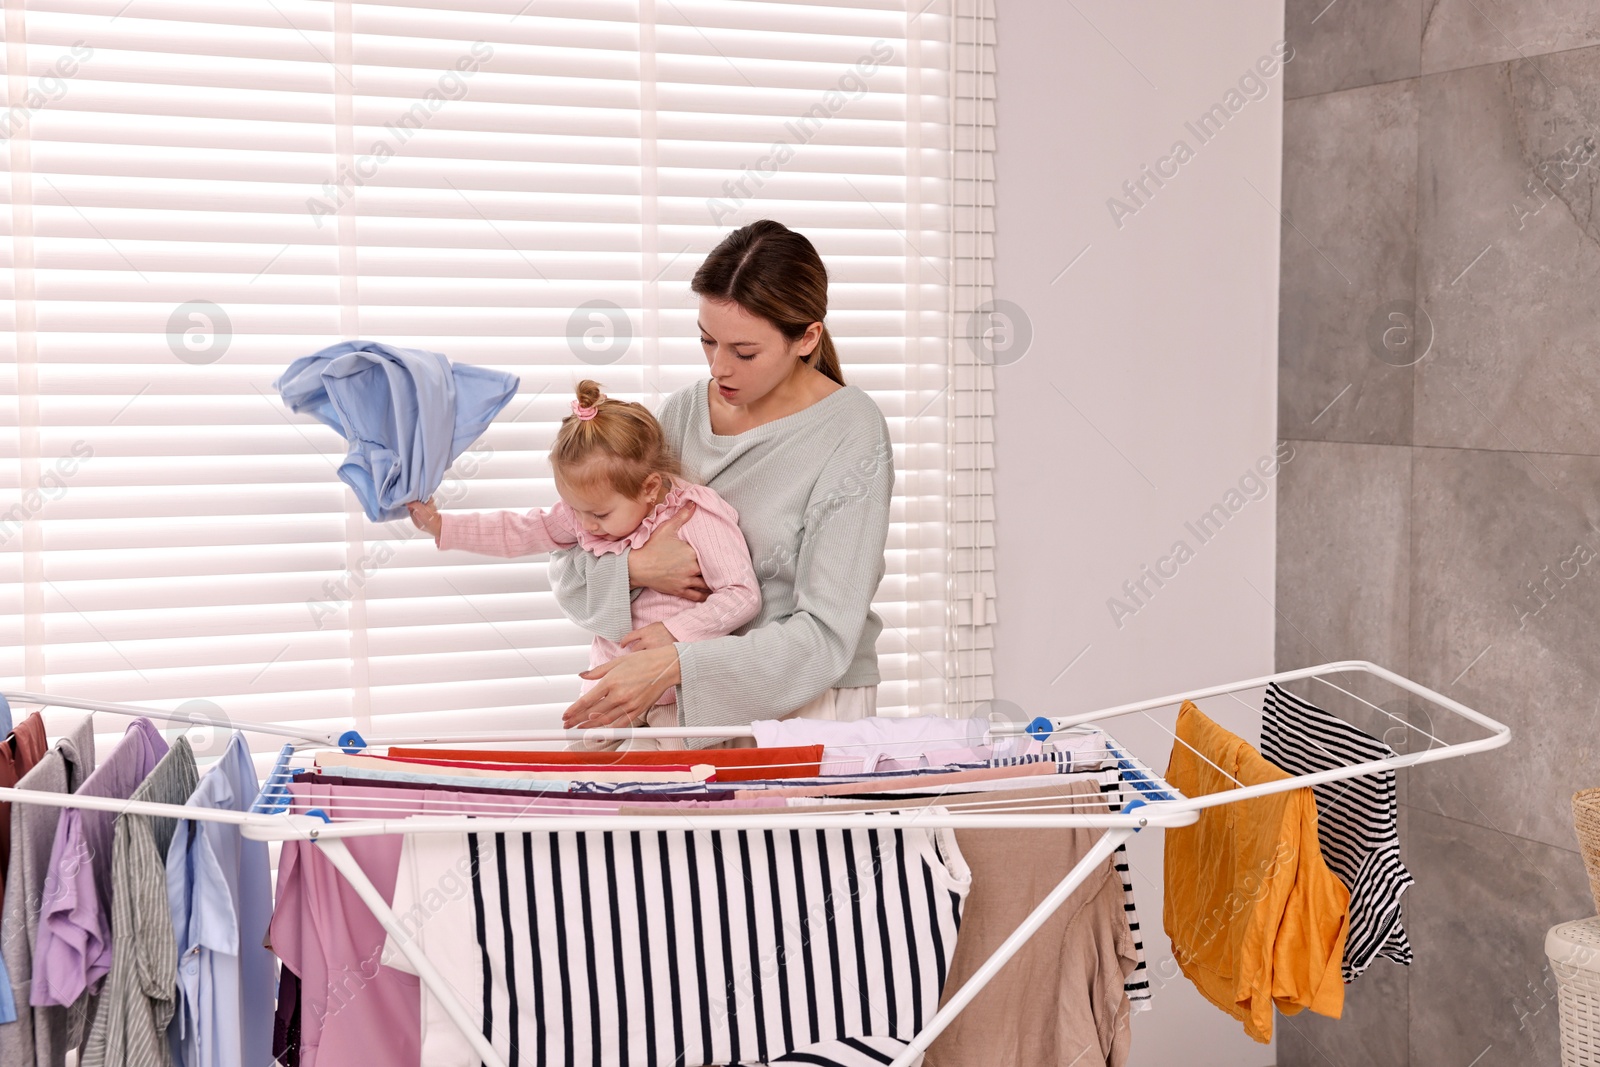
<box><xmin>0</xmin><ymin>712</ymin><xmax>48</xmax><ymax>1028</ymax></box>
<box><xmin>0</xmin><ymin>664</ymin><xmax>1512</xmax><ymax>1067</ymax></box>
<box><xmin>270</xmin><ymin>780</ymin><xmax>651</xmax><ymax>1067</ymax></box>
<box><xmin>265</xmin><ymin>742</ymin><xmax>1152</xmax><ymax>1067</ymax></box>
<box><xmin>745</xmin><ymin>779</ymin><xmax>1139</xmax><ymax>1067</ymax></box>
<box><xmin>80</xmin><ymin>736</ymin><xmax>199</xmax><ymax>1067</ymax></box>
<box><xmin>0</xmin><ymin>713</ymin><xmax>96</xmax><ymax>1067</ymax></box>
<box><xmin>617</xmin><ymin>779</ymin><xmax>1151</xmax><ymax>1062</ymax></box>
<box><xmin>384</xmin><ymin>818</ymin><xmax>972</xmax><ymax>1067</ymax></box>
<box><xmin>32</xmin><ymin>719</ymin><xmax>168</xmax><ymax>1016</ymax></box>
<box><xmin>0</xmin><ymin>714</ymin><xmax>48</xmax><ymax>917</ymax></box>
<box><xmin>166</xmin><ymin>732</ymin><xmax>275</xmax><ymax>1067</ymax></box>
<box><xmin>929</xmin><ymin>825</ymin><xmax>1133</xmax><ymax>1067</ymax></box>
<box><xmin>1163</xmin><ymin>701</ymin><xmax>1349</xmax><ymax>1043</ymax></box>
<box><xmin>1259</xmin><ymin>682</ymin><xmax>1415</xmax><ymax>981</ymax></box>
<box><xmin>589</xmin><ymin>731</ymin><xmax>1156</xmax><ymax>1030</ymax></box>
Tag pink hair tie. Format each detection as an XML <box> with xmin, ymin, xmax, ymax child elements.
<box><xmin>571</xmin><ymin>400</ymin><xmax>599</xmax><ymax>421</ymax></box>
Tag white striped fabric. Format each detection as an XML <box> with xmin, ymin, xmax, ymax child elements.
<box><xmin>1259</xmin><ymin>682</ymin><xmax>1415</xmax><ymax>981</ymax></box>
<box><xmin>385</xmin><ymin>818</ymin><xmax>971</xmax><ymax>1067</ymax></box>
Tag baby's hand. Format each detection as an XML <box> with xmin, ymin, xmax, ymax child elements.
<box><xmin>620</xmin><ymin>622</ymin><xmax>676</xmax><ymax>652</ymax></box>
<box><xmin>407</xmin><ymin>499</ymin><xmax>442</xmax><ymax>544</ymax></box>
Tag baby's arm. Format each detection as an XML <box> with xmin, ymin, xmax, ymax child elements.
<box><xmin>653</xmin><ymin>496</ymin><xmax>761</xmax><ymax>642</ymax></box>
<box><xmin>410</xmin><ymin>498</ymin><xmax>582</xmax><ymax>557</ymax></box>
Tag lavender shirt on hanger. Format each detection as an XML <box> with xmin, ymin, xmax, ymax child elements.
<box><xmin>29</xmin><ymin>719</ymin><xmax>168</xmax><ymax>1008</ymax></box>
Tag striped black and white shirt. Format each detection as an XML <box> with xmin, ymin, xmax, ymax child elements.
<box><xmin>384</xmin><ymin>814</ymin><xmax>970</xmax><ymax>1067</ymax></box>
<box><xmin>1094</xmin><ymin>767</ymin><xmax>1152</xmax><ymax>1012</ymax></box>
<box><xmin>1259</xmin><ymin>682</ymin><xmax>1415</xmax><ymax>981</ymax></box>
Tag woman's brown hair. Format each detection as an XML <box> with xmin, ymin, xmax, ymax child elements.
<box><xmin>549</xmin><ymin>380</ymin><xmax>684</xmax><ymax>498</ymax></box>
<box><xmin>690</xmin><ymin>219</ymin><xmax>844</xmax><ymax>385</ymax></box>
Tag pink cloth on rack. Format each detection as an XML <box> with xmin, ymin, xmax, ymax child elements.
<box><xmin>271</xmin><ymin>781</ymin><xmax>632</xmax><ymax>1067</ymax></box>
<box><xmin>269</xmin><ymin>780</ymin><xmax>787</xmax><ymax>1067</ymax></box>
<box><xmin>438</xmin><ymin>481</ymin><xmax>761</xmax><ymax>705</ymax></box>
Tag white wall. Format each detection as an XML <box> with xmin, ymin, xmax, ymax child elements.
<box><xmin>992</xmin><ymin>2</ymin><xmax>1285</xmax><ymax>1065</ymax></box>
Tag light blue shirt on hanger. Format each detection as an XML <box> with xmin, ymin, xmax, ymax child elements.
<box><xmin>165</xmin><ymin>733</ymin><xmax>275</xmax><ymax>1067</ymax></box>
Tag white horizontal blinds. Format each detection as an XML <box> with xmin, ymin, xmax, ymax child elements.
<box><xmin>659</xmin><ymin>2</ymin><xmax>956</xmax><ymax>717</ymax></box>
<box><xmin>946</xmin><ymin>0</ymin><xmax>995</xmax><ymax>714</ymax></box>
<box><xmin>0</xmin><ymin>0</ymin><xmax>967</xmax><ymax>740</ymax></box>
<box><xmin>1</xmin><ymin>0</ymin><xmax>50</xmax><ymax>697</ymax></box>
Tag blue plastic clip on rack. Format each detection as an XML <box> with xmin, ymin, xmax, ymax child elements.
<box><xmin>250</xmin><ymin>742</ymin><xmax>299</xmax><ymax>815</ymax></box>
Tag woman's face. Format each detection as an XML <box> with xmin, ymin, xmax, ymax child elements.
<box><xmin>697</xmin><ymin>297</ymin><xmax>820</xmax><ymax>407</ymax></box>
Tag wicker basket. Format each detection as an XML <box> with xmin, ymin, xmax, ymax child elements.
<box><xmin>1549</xmin><ymin>918</ymin><xmax>1600</xmax><ymax>1065</ymax></box>
<box><xmin>1574</xmin><ymin>790</ymin><xmax>1600</xmax><ymax>913</ymax></box>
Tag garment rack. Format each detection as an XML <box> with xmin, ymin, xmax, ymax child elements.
<box><xmin>0</xmin><ymin>659</ymin><xmax>1508</xmax><ymax>1067</ymax></box>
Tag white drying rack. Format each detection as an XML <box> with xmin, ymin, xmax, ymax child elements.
<box><xmin>0</xmin><ymin>659</ymin><xmax>1508</xmax><ymax>1067</ymax></box>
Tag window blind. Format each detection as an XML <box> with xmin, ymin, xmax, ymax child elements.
<box><xmin>0</xmin><ymin>0</ymin><xmax>988</xmax><ymax>744</ymax></box>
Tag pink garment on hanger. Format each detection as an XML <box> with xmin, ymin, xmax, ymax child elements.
<box><xmin>271</xmin><ymin>781</ymin><xmax>631</xmax><ymax>1067</ymax></box>
<box><xmin>269</xmin><ymin>780</ymin><xmax>789</xmax><ymax>1067</ymax></box>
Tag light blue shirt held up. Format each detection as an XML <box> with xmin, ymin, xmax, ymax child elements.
<box><xmin>164</xmin><ymin>733</ymin><xmax>275</xmax><ymax>1067</ymax></box>
<box><xmin>273</xmin><ymin>339</ymin><xmax>520</xmax><ymax>522</ymax></box>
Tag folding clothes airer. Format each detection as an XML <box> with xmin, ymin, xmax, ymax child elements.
<box><xmin>0</xmin><ymin>660</ymin><xmax>1509</xmax><ymax>1067</ymax></box>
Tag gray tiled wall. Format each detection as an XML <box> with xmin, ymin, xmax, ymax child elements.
<box><xmin>1276</xmin><ymin>1</ymin><xmax>1600</xmax><ymax>1063</ymax></box>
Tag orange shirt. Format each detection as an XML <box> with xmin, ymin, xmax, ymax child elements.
<box><xmin>1163</xmin><ymin>702</ymin><xmax>1349</xmax><ymax>1043</ymax></box>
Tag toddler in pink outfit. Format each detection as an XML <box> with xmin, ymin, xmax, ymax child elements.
<box><xmin>407</xmin><ymin>380</ymin><xmax>760</xmax><ymax>732</ymax></box>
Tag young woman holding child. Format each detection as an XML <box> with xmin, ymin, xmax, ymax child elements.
<box><xmin>419</xmin><ymin>219</ymin><xmax>894</xmax><ymax>749</ymax></box>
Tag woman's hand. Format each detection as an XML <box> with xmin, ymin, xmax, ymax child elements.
<box><xmin>563</xmin><ymin>646</ymin><xmax>682</xmax><ymax>730</ymax></box>
<box><xmin>626</xmin><ymin>500</ymin><xmax>709</xmax><ymax>601</ymax></box>
<box><xmin>407</xmin><ymin>499</ymin><xmax>442</xmax><ymax>544</ymax></box>
<box><xmin>620</xmin><ymin>621</ymin><xmax>677</xmax><ymax>652</ymax></box>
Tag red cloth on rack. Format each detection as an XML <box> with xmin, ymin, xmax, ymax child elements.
<box><xmin>384</xmin><ymin>743</ymin><xmax>826</xmax><ymax>783</ymax></box>
<box><xmin>0</xmin><ymin>713</ymin><xmax>48</xmax><ymax>903</ymax></box>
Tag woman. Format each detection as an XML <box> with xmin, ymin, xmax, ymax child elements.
<box><xmin>553</xmin><ymin>219</ymin><xmax>893</xmax><ymax>749</ymax></box>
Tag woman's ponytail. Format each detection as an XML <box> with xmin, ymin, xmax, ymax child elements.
<box><xmin>806</xmin><ymin>325</ymin><xmax>844</xmax><ymax>386</ymax></box>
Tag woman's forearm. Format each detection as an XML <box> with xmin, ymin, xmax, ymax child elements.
<box><xmin>549</xmin><ymin>546</ymin><xmax>634</xmax><ymax>641</ymax></box>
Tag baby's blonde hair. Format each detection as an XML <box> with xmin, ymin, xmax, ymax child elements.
<box><xmin>550</xmin><ymin>380</ymin><xmax>684</xmax><ymax>498</ymax></box>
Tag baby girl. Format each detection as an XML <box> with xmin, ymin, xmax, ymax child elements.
<box><xmin>406</xmin><ymin>381</ymin><xmax>760</xmax><ymax>739</ymax></box>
